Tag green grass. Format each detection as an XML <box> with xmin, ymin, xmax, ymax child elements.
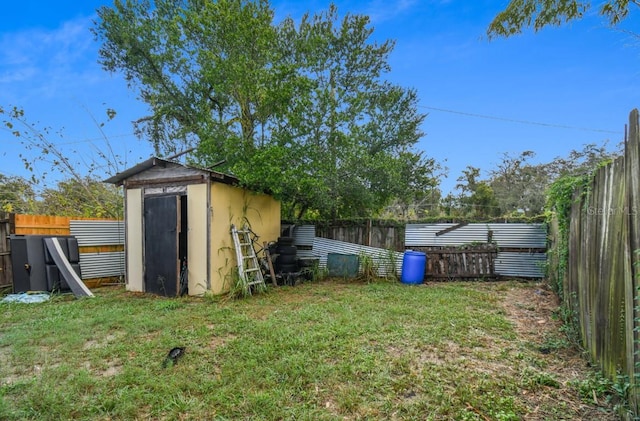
<box><xmin>0</xmin><ymin>280</ymin><xmax>615</xmax><ymax>420</ymax></box>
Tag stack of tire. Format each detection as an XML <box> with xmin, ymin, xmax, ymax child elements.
<box><xmin>275</xmin><ymin>236</ymin><xmax>297</xmax><ymax>283</ymax></box>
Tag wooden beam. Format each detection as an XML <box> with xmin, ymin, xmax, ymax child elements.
<box><xmin>435</xmin><ymin>222</ymin><xmax>468</xmax><ymax>236</ymax></box>
<box><xmin>124</xmin><ymin>175</ymin><xmax>206</xmax><ymax>188</ymax></box>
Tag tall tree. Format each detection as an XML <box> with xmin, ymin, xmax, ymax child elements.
<box><xmin>94</xmin><ymin>0</ymin><xmax>294</xmax><ymax>157</ymax></box>
<box><xmin>94</xmin><ymin>1</ymin><xmax>436</xmax><ymax>219</ymax></box>
<box><xmin>489</xmin><ymin>151</ymin><xmax>548</xmax><ymax>216</ymax></box>
<box><xmin>545</xmin><ymin>142</ymin><xmax>621</xmax><ymax>178</ymax></box>
<box><xmin>455</xmin><ymin>166</ymin><xmax>500</xmax><ymax>219</ymax></box>
<box><xmin>488</xmin><ymin>0</ymin><xmax>638</xmax><ymax>38</ymax></box>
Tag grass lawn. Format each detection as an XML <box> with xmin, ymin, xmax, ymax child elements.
<box><xmin>0</xmin><ymin>279</ymin><xmax>618</xmax><ymax>420</ymax></box>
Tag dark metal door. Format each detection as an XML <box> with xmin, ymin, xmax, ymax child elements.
<box><xmin>144</xmin><ymin>195</ymin><xmax>180</xmax><ymax>296</ymax></box>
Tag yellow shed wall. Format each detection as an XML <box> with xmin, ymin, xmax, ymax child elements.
<box><xmin>187</xmin><ymin>184</ymin><xmax>209</xmax><ymax>296</ymax></box>
<box><xmin>209</xmin><ymin>183</ymin><xmax>281</xmax><ymax>294</ymax></box>
<box><xmin>125</xmin><ymin>188</ymin><xmax>143</xmax><ymax>292</ymax></box>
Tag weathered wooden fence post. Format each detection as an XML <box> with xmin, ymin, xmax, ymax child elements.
<box><xmin>0</xmin><ymin>212</ymin><xmax>15</xmax><ymax>288</ymax></box>
<box><xmin>625</xmin><ymin>108</ymin><xmax>640</xmax><ymax>415</ymax></box>
<box><xmin>557</xmin><ymin>109</ymin><xmax>640</xmax><ymax>418</ymax></box>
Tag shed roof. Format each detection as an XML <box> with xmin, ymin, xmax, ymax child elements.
<box><xmin>103</xmin><ymin>157</ymin><xmax>239</xmax><ymax>186</ymax></box>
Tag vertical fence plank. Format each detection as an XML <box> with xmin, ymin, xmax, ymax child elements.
<box><xmin>0</xmin><ymin>213</ymin><xmax>14</xmax><ymax>287</ymax></box>
<box><xmin>559</xmin><ymin>109</ymin><xmax>640</xmax><ymax>416</ymax></box>
<box><xmin>626</xmin><ymin>108</ymin><xmax>640</xmax><ymax>414</ymax></box>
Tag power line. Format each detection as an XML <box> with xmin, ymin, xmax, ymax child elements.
<box><xmin>0</xmin><ymin>126</ymin><xmax>138</xmax><ymax>145</ymax></box>
<box><xmin>419</xmin><ymin>105</ymin><xmax>622</xmax><ymax>135</ymax></box>
<box><xmin>56</xmin><ymin>133</ymin><xmax>138</xmax><ymax>145</ymax></box>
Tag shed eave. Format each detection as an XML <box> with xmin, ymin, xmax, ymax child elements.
<box><xmin>103</xmin><ymin>157</ymin><xmax>239</xmax><ymax>186</ymax></box>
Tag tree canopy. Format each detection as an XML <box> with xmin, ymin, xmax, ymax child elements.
<box><xmin>93</xmin><ymin>0</ymin><xmax>440</xmax><ymax>219</ymax></box>
<box><xmin>0</xmin><ymin>174</ymin><xmax>38</xmax><ymax>214</ymax></box>
<box><xmin>487</xmin><ymin>0</ymin><xmax>638</xmax><ymax>38</ymax></box>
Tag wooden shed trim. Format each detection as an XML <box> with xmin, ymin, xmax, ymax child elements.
<box><xmin>104</xmin><ymin>157</ymin><xmax>238</xmax><ymax>187</ymax></box>
<box><xmin>124</xmin><ymin>175</ymin><xmax>207</xmax><ymax>188</ymax></box>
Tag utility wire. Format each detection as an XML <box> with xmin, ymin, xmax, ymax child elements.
<box><xmin>419</xmin><ymin>105</ymin><xmax>622</xmax><ymax>135</ymax></box>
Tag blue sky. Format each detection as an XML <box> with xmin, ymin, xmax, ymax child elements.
<box><xmin>1</xmin><ymin>0</ymin><xmax>638</xmax><ymax>194</ymax></box>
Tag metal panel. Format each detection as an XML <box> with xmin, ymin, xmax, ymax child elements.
<box><xmin>312</xmin><ymin>237</ymin><xmax>403</xmax><ymax>277</ymax></box>
<box><xmin>487</xmin><ymin>223</ymin><xmax>547</xmax><ymax>248</ymax></box>
<box><xmin>293</xmin><ymin>225</ymin><xmax>315</xmax><ymax>247</ymax></box>
<box><xmin>495</xmin><ymin>252</ymin><xmax>546</xmax><ymax>278</ymax></box>
<box><xmin>405</xmin><ymin>224</ymin><xmax>488</xmax><ymax>247</ymax></box>
<box><xmin>70</xmin><ymin>220</ymin><xmax>125</xmax><ymax>246</ymax></box>
<box><xmin>293</xmin><ymin>225</ymin><xmax>316</xmax><ymax>259</ymax></box>
<box><xmin>405</xmin><ymin>223</ymin><xmax>547</xmax><ymax>278</ymax></box>
<box><xmin>79</xmin><ymin>252</ymin><xmax>125</xmax><ymax>279</ymax></box>
<box><xmin>406</xmin><ymin>223</ymin><xmax>546</xmax><ymax>248</ymax></box>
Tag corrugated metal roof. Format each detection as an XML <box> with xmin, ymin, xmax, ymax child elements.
<box><xmin>70</xmin><ymin>220</ymin><xmax>125</xmax><ymax>246</ymax></box>
<box><xmin>312</xmin><ymin>237</ymin><xmax>403</xmax><ymax>277</ymax></box>
<box><xmin>79</xmin><ymin>252</ymin><xmax>125</xmax><ymax>279</ymax></box>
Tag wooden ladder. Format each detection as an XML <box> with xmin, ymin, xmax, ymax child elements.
<box><xmin>230</xmin><ymin>224</ymin><xmax>266</xmax><ymax>291</ymax></box>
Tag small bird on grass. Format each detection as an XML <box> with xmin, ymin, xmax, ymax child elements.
<box><xmin>162</xmin><ymin>346</ymin><xmax>186</xmax><ymax>368</ymax></box>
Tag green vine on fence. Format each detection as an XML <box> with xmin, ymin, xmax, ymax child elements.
<box><xmin>545</xmin><ymin>173</ymin><xmax>591</xmax><ymax>296</ymax></box>
<box><xmin>545</xmin><ymin>159</ymin><xmax>614</xmax><ymax>296</ymax></box>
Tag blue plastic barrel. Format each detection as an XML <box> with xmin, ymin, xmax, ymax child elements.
<box><xmin>401</xmin><ymin>251</ymin><xmax>426</xmax><ymax>284</ymax></box>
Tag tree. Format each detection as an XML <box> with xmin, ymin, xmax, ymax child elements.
<box><xmin>94</xmin><ymin>0</ymin><xmax>292</xmax><ymax>157</ymax></box>
<box><xmin>489</xmin><ymin>151</ymin><xmax>548</xmax><ymax>216</ymax></box>
<box><xmin>485</xmin><ymin>144</ymin><xmax>620</xmax><ymax>217</ymax></box>
<box><xmin>455</xmin><ymin>166</ymin><xmax>500</xmax><ymax>219</ymax></box>
<box><xmin>545</xmin><ymin>141</ymin><xmax>621</xmax><ymax>178</ymax></box>
<box><xmin>94</xmin><ymin>1</ymin><xmax>437</xmax><ymax>219</ymax></box>
<box><xmin>0</xmin><ymin>174</ymin><xmax>39</xmax><ymax>214</ymax></box>
<box><xmin>39</xmin><ymin>177</ymin><xmax>123</xmax><ymax>217</ymax></box>
<box><xmin>487</xmin><ymin>0</ymin><xmax>639</xmax><ymax>38</ymax></box>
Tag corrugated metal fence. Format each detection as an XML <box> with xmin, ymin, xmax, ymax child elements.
<box><xmin>406</xmin><ymin>223</ymin><xmax>547</xmax><ymax>278</ymax></box>
<box><xmin>294</xmin><ymin>222</ymin><xmax>547</xmax><ymax>279</ymax></box>
<box><xmin>70</xmin><ymin>220</ymin><xmax>125</xmax><ymax>280</ymax></box>
<box><xmin>293</xmin><ymin>225</ymin><xmax>402</xmax><ymax>277</ymax></box>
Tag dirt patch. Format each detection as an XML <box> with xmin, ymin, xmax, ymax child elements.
<box><xmin>208</xmin><ymin>334</ymin><xmax>237</xmax><ymax>350</ymax></box>
<box><xmin>82</xmin><ymin>332</ymin><xmax>122</xmax><ymax>350</ymax></box>
<box><xmin>498</xmin><ymin>282</ymin><xmax>619</xmax><ymax>420</ymax></box>
<box><xmin>501</xmin><ymin>282</ymin><xmax>562</xmax><ymax>344</ymax></box>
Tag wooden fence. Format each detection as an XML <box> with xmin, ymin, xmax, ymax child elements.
<box><xmin>550</xmin><ymin>109</ymin><xmax>640</xmax><ymax>415</ymax></box>
<box><xmin>13</xmin><ymin>214</ymin><xmax>72</xmax><ymax>235</ymax></box>
<box><xmin>313</xmin><ymin>221</ymin><xmax>405</xmax><ymax>251</ymax></box>
<box><xmin>414</xmin><ymin>245</ymin><xmax>497</xmax><ymax>280</ymax></box>
<box><xmin>0</xmin><ymin>214</ymin><xmax>15</xmax><ymax>288</ymax></box>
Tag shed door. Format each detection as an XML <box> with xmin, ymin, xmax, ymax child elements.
<box><xmin>144</xmin><ymin>195</ymin><xmax>180</xmax><ymax>296</ymax></box>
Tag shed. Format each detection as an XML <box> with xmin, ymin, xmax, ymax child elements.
<box><xmin>105</xmin><ymin>157</ymin><xmax>280</xmax><ymax>296</ymax></box>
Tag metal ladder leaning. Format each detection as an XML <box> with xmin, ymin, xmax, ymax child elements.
<box><xmin>230</xmin><ymin>224</ymin><xmax>266</xmax><ymax>291</ymax></box>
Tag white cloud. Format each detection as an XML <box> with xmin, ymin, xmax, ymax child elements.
<box><xmin>363</xmin><ymin>0</ymin><xmax>421</xmax><ymax>24</ymax></box>
<box><xmin>0</xmin><ymin>16</ymin><xmax>103</xmax><ymax>103</ymax></box>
